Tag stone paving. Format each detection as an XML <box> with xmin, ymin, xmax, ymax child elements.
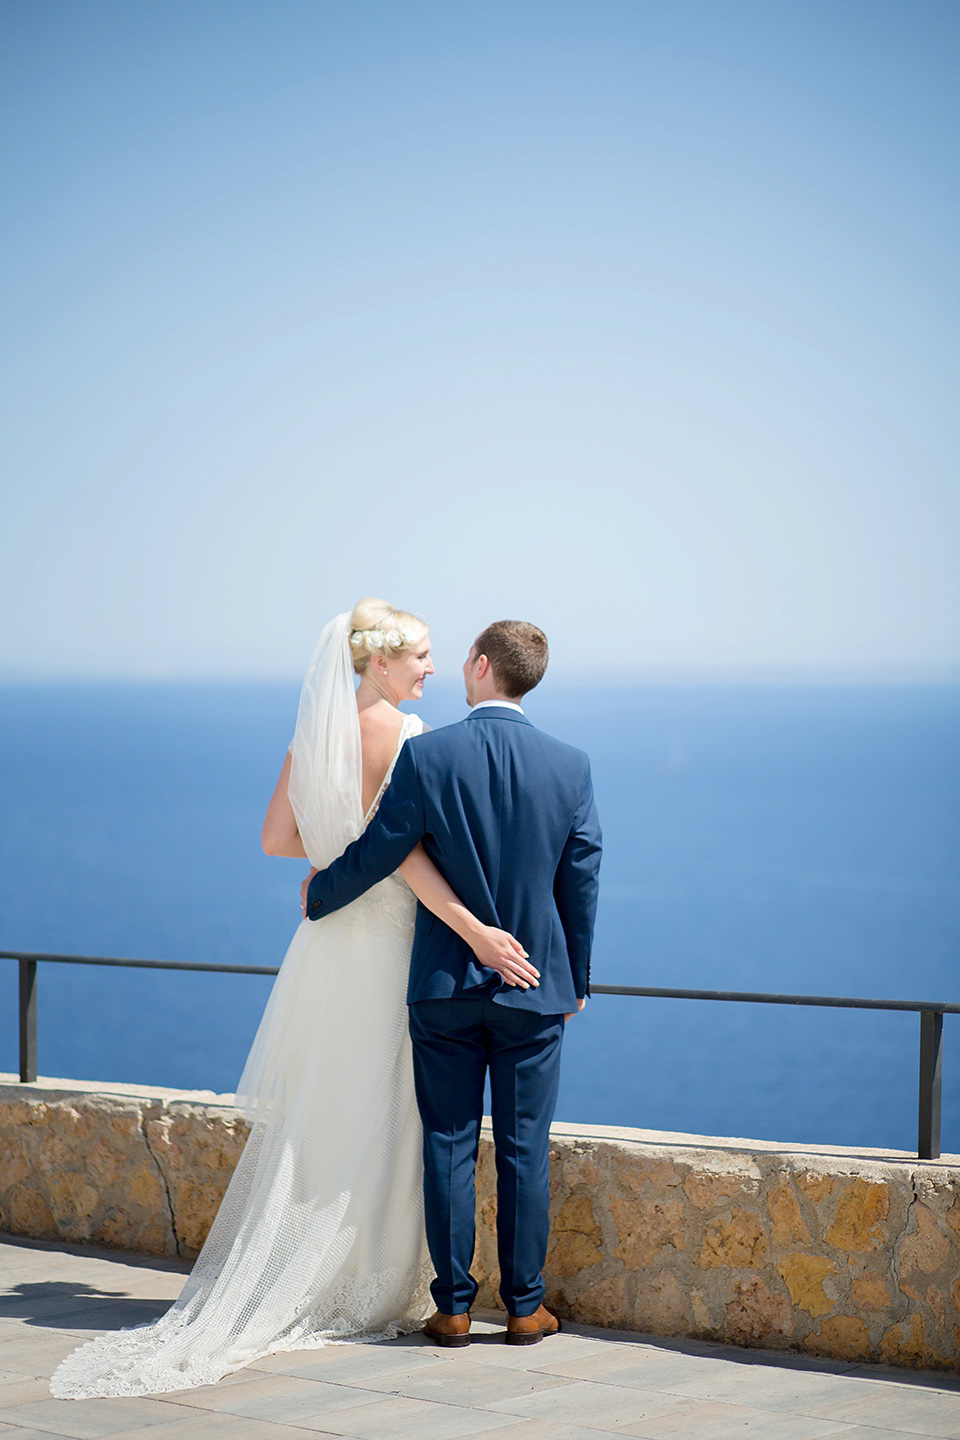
<box><xmin>1</xmin><ymin>1234</ymin><xmax>958</xmax><ymax>1440</ymax></box>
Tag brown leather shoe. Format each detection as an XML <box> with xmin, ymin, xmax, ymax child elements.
<box><xmin>505</xmin><ymin>1304</ymin><xmax>561</xmax><ymax>1346</ymax></box>
<box><xmin>423</xmin><ymin>1310</ymin><xmax>471</xmax><ymax>1347</ymax></box>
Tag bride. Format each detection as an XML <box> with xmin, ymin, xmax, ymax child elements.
<box><xmin>52</xmin><ymin>599</ymin><xmax>536</xmax><ymax>1399</ymax></box>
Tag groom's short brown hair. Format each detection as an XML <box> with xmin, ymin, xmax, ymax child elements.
<box><xmin>473</xmin><ymin>621</ymin><xmax>549</xmax><ymax>699</ymax></box>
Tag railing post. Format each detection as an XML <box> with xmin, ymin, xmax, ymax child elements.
<box><xmin>917</xmin><ymin>1010</ymin><xmax>943</xmax><ymax>1161</ymax></box>
<box><xmin>18</xmin><ymin>958</ymin><xmax>37</xmax><ymax>1084</ymax></box>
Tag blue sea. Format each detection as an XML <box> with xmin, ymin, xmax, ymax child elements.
<box><xmin>1</xmin><ymin>681</ymin><xmax>958</xmax><ymax>1154</ymax></box>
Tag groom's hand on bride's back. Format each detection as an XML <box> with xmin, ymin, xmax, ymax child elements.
<box><xmin>300</xmin><ymin>868</ymin><xmax>319</xmax><ymax>916</ymax></box>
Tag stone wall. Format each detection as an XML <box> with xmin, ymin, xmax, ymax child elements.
<box><xmin>475</xmin><ymin>1120</ymin><xmax>960</xmax><ymax>1371</ymax></box>
<box><xmin>1</xmin><ymin>1077</ymin><xmax>957</xmax><ymax>1370</ymax></box>
<box><xmin>0</xmin><ymin>1077</ymin><xmax>248</xmax><ymax>1260</ymax></box>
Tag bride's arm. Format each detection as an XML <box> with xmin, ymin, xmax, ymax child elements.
<box><xmin>399</xmin><ymin>843</ymin><xmax>541</xmax><ymax>990</ymax></box>
<box><xmin>261</xmin><ymin>753</ymin><xmax>308</xmax><ymax>858</ymax></box>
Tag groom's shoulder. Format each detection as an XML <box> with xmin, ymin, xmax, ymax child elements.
<box><xmin>408</xmin><ymin>716</ymin><xmax>473</xmax><ymax>754</ymax></box>
<box><xmin>525</xmin><ymin>723</ymin><xmax>591</xmax><ymax>774</ymax></box>
<box><xmin>402</xmin><ymin>718</ymin><xmax>463</xmax><ymax>760</ymax></box>
<box><xmin>417</xmin><ymin>713</ymin><xmax>589</xmax><ymax>773</ymax></box>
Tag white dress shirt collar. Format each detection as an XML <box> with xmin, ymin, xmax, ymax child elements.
<box><xmin>470</xmin><ymin>699</ymin><xmax>525</xmax><ymax>715</ymax></box>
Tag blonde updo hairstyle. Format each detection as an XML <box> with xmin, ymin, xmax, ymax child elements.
<box><xmin>348</xmin><ymin>598</ymin><xmax>429</xmax><ymax>676</ymax></box>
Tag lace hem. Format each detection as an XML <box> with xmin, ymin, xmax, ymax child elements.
<box><xmin>51</xmin><ymin>1263</ymin><xmax>433</xmax><ymax>1399</ymax></box>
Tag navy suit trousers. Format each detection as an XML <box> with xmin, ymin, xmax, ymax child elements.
<box><xmin>408</xmin><ymin>997</ymin><xmax>565</xmax><ymax>1317</ymax></box>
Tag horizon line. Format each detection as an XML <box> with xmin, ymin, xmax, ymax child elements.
<box><xmin>1</xmin><ymin>663</ymin><xmax>958</xmax><ymax>689</ymax></box>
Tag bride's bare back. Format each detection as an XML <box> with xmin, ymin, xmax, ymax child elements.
<box><xmin>358</xmin><ymin>701</ymin><xmax>407</xmax><ymax>818</ymax></box>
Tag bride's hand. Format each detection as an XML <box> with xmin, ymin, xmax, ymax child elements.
<box><xmin>469</xmin><ymin>927</ymin><xmax>540</xmax><ymax>989</ymax></box>
<box><xmin>300</xmin><ymin>867</ymin><xmax>319</xmax><ymax>915</ymax></box>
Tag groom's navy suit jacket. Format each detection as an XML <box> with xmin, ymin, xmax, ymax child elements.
<box><xmin>306</xmin><ymin>706</ymin><xmax>602</xmax><ymax>1016</ymax></box>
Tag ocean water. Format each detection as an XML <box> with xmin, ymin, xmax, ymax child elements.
<box><xmin>1</xmin><ymin>680</ymin><xmax>958</xmax><ymax>1153</ymax></box>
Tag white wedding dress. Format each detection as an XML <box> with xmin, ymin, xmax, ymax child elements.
<box><xmin>52</xmin><ymin>617</ymin><xmax>432</xmax><ymax>1398</ymax></box>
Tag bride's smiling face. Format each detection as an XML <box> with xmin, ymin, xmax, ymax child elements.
<box><xmin>380</xmin><ymin>635</ymin><xmax>434</xmax><ymax>702</ymax></box>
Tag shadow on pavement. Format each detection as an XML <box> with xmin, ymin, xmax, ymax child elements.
<box><xmin>0</xmin><ymin>1279</ymin><xmax>171</xmax><ymax>1331</ymax></box>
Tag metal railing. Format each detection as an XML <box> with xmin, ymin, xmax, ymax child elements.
<box><xmin>4</xmin><ymin>950</ymin><xmax>956</xmax><ymax>1161</ymax></box>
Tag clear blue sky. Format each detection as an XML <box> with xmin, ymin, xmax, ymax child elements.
<box><xmin>1</xmin><ymin>0</ymin><xmax>957</xmax><ymax>680</ymax></box>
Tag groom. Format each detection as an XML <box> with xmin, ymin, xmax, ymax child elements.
<box><xmin>306</xmin><ymin>620</ymin><xmax>602</xmax><ymax>1345</ymax></box>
